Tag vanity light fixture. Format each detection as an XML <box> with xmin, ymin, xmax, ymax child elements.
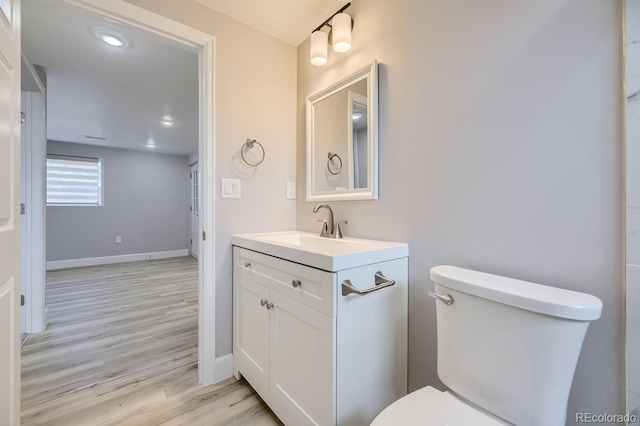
<box><xmin>309</xmin><ymin>3</ymin><xmax>353</xmax><ymax>66</ymax></box>
<box><xmin>91</xmin><ymin>26</ymin><xmax>129</xmax><ymax>48</ymax></box>
<box><xmin>332</xmin><ymin>13</ymin><xmax>352</xmax><ymax>52</ymax></box>
<box><xmin>310</xmin><ymin>31</ymin><xmax>328</xmax><ymax>66</ymax></box>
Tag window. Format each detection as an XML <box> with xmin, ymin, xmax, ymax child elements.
<box><xmin>46</xmin><ymin>155</ymin><xmax>103</xmax><ymax>206</ymax></box>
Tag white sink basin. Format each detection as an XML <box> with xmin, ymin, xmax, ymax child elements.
<box><xmin>231</xmin><ymin>231</ymin><xmax>408</xmax><ymax>271</ymax></box>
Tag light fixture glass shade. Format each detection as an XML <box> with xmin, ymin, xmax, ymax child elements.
<box><xmin>332</xmin><ymin>13</ymin><xmax>352</xmax><ymax>52</ymax></box>
<box><xmin>310</xmin><ymin>30</ymin><xmax>328</xmax><ymax>66</ymax></box>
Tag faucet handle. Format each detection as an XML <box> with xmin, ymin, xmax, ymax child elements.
<box><xmin>317</xmin><ymin>219</ymin><xmax>329</xmax><ymax>234</ymax></box>
<box><xmin>335</xmin><ymin>220</ymin><xmax>347</xmax><ymax>239</ymax></box>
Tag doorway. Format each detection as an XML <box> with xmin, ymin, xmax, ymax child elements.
<box><xmin>20</xmin><ymin>0</ymin><xmax>217</xmax><ymax>386</ymax></box>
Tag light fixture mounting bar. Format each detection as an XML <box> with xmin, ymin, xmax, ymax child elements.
<box><xmin>312</xmin><ymin>2</ymin><xmax>351</xmax><ymax>33</ymax></box>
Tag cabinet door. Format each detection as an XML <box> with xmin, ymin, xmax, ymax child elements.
<box><xmin>270</xmin><ymin>291</ymin><xmax>335</xmax><ymax>426</ymax></box>
<box><xmin>234</xmin><ymin>273</ymin><xmax>270</xmax><ymax>391</ymax></box>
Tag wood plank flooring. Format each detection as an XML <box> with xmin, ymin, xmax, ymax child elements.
<box><xmin>21</xmin><ymin>257</ymin><xmax>281</xmax><ymax>426</ymax></box>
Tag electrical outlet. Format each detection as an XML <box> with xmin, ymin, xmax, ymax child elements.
<box><xmin>116</xmin><ymin>236</ymin><xmax>122</xmax><ymax>244</ymax></box>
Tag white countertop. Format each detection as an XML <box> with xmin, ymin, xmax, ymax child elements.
<box><xmin>231</xmin><ymin>231</ymin><xmax>408</xmax><ymax>271</ymax></box>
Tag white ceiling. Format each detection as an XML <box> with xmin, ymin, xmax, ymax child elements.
<box><xmin>194</xmin><ymin>0</ymin><xmax>349</xmax><ymax>46</ymax></box>
<box><xmin>21</xmin><ymin>0</ymin><xmax>342</xmax><ymax>156</ymax></box>
<box><xmin>22</xmin><ymin>0</ymin><xmax>199</xmax><ymax>156</ymax></box>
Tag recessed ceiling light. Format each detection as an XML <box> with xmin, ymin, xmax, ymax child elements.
<box><xmin>91</xmin><ymin>26</ymin><xmax>129</xmax><ymax>48</ymax></box>
<box><xmin>160</xmin><ymin>116</ymin><xmax>175</xmax><ymax>127</ymax></box>
<box><xmin>146</xmin><ymin>138</ymin><xmax>156</xmax><ymax>149</ymax></box>
<box><xmin>352</xmin><ymin>112</ymin><xmax>363</xmax><ymax>120</ymax></box>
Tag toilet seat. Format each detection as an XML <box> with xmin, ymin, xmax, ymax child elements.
<box><xmin>371</xmin><ymin>386</ymin><xmax>510</xmax><ymax>426</ymax></box>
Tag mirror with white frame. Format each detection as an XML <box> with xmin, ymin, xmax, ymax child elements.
<box><xmin>306</xmin><ymin>61</ymin><xmax>378</xmax><ymax>201</ymax></box>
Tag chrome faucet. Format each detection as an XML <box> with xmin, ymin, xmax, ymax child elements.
<box><xmin>312</xmin><ymin>204</ymin><xmax>347</xmax><ymax>238</ymax></box>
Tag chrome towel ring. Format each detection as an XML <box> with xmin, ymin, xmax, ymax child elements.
<box><xmin>241</xmin><ymin>139</ymin><xmax>265</xmax><ymax>167</ymax></box>
<box><xmin>327</xmin><ymin>152</ymin><xmax>342</xmax><ymax>175</ymax></box>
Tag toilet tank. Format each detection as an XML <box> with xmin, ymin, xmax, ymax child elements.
<box><xmin>430</xmin><ymin>266</ymin><xmax>602</xmax><ymax>426</ymax></box>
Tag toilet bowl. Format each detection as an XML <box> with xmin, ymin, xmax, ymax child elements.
<box><xmin>372</xmin><ymin>386</ymin><xmax>509</xmax><ymax>426</ymax></box>
<box><xmin>372</xmin><ymin>265</ymin><xmax>602</xmax><ymax>426</ymax></box>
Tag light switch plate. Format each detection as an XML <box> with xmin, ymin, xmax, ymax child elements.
<box><xmin>286</xmin><ymin>182</ymin><xmax>296</xmax><ymax>200</ymax></box>
<box><xmin>221</xmin><ymin>179</ymin><xmax>241</xmax><ymax>199</ymax></box>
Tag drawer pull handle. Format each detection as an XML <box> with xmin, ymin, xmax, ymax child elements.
<box><xmin>266</xmin><ymin>302</ymin><xmax>274</xmax><ymax>310</ymax></box>
<box><xmin>342</xmin><ymin>271</ymin><xmax>396</xmax><ymax>297</ymax></box>
<box><xmin>244</xmin><ymin>262</ymin><xmax>251</xmax><ymax>269</ymax></box>
<box><xmin>260</xmin><ymin>299</ymin><xmax>267</xmax><ymax>306</ymax></box>
<box><xmin>292</xmin><ymin>279</ymin><xmax>302</xmax><ymax>288</ymax></box>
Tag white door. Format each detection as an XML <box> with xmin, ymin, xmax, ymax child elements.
<box><xmin>270</xmin><ymin>291</ymin><xmax>335</xmax><ymax>426</ymax></box>
<box><xmin>190</xmin><ymin>163</ymin><xmax>199</xmax><ymax>258</ymax></box>
<box><xmin>0</xmin><ymin>0</ymin><xmax>22</xmax><ymax>424</ymax></box>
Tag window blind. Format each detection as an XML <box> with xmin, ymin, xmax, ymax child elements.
<box><xmin>46</xmin><ymin>155</ymin><xmax>103</xmax><ymax>206</ymax></box>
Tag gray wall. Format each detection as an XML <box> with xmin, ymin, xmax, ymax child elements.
<box><xmin>297</xmin><ymin>0</ymin><xmax>623</xmax><ymax>423</ymax></box>
<box><xmin>47</xmin><ymin>141</ymin><xmax>190</xmax><ymax>261</ymax></box>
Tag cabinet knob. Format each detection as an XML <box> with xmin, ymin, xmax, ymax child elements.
<box><xmin>244</xmin><ymin>262</ymin><xmax>251</xmax><ymax>269</ymax></box>
<box><xmin>260</xmin><ymin>299</ymin><xmax>267</xmax><ymax>306</ymax></box>
<box><xmin>292</xmin><ymin>279</ymin><xmax>302</xmax><ymax>288</ymax></box>
<box><xmin>266</xmin><ymin>302</ymin><xmax>274</xmax><ymax>310</ymax></box>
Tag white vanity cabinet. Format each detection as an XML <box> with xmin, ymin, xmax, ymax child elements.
<box><xmin>232</xmin><ymin>233</ymin><xmax>408</xmax><ymax>426</ymax></box>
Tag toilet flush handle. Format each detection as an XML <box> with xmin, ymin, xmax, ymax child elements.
<box><xmin>428</xmin><ymin>290</ymin><xmax>454</xmax><ymax>305</ymax></box>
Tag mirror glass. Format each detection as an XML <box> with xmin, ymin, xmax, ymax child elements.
<box><xmin>306</xmin><ymin>61</ymin><xmax>378</xmax><ymax>201</ymax></box>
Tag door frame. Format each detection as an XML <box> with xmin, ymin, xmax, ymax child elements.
<box><xmin>28</xmin><ymin>0</ymin><xmax>218</xmax><ymax>385</ymax></box>
<box><xmin>21</xmin><ymin>56</ymin><xmax>47</xmax><ymax>335</ymax></box>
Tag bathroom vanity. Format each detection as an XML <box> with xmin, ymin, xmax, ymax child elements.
<box><xmin>232</xmin><ymin>231</ymin><xmax>408</xmax><ymax>425</ymax></box>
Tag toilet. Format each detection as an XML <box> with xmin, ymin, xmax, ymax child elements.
<box><xmin>372</xmin><ymin>265</ymin><xmax>603</xmax><ymax>426</ymax></box>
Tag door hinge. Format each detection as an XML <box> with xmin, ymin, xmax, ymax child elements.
<box><xmin>190</xmin><ymin>206</ymin><xmax>193</xmax><ymax>212</ymax></box>
<box><xmin>21</xmin><ymin>295</ymin><xmax>25</xmax><ymax>306</ymax></box>
<box><xmin>202</xmin><ymin>231</ymin><xmax>206</xmax><ymax>241</ymax></box>
<box><xmin>190</xmin><ymin>172</ymin><xmax>192</xmax><ymax>179</ymax></box>
<box><xmin>21</xmin><ymin>112</ymin><xmax>26</xmax><ymax>124</ymax></box>
<box><xmin>20</xmin><ymin>203</ymin><xmax>25</xmax><ymax>215</ymax></box>
<box><xmin>190</xmin><ymin>238</ymin><xmax>193</xmax><ymax>245</ymax></box>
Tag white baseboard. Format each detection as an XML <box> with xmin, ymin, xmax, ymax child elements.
<box><xmin>46</xmin><ymin>249</ymin><xmax>189</xmax><ymax>270</ymax></box>
<box><xmin>214</xmin><ymin>353</ymin><xmax>234</xmax><ymax>383</ymax></box>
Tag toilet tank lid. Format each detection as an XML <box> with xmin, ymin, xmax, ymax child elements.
<box><xmin>430</xmin><ymin>266</ymin><xmax>602</xmax><ymax>321</ymax></box>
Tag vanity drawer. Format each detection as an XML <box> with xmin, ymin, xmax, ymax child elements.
<box><xmin>234</xmin><ymin>246</ymin><xmax>336</xmax><ymax>317</ymax></box>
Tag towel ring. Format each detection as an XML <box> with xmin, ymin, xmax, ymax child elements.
<box><xmin>327</xmin><ymin>152</ymin><xmax>342</xmax><ymax>175</ymax></box>
<box><xmin>241</xmin><ymin>139</ymin><xmax>265</xmax><ymax>167</ymax></box>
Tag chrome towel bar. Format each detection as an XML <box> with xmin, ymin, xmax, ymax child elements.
<box><xmin>341</xmin><ymin>271</ymin><xmax>395</xmax><ymax>296</ymax></box>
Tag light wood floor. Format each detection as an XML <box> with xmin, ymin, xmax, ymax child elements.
<box><xmin>21</xmin><ymin>257</ymin><xmax>281</xmax><ymax>426</ymax></box>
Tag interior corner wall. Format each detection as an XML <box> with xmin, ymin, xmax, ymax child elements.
<box><xmin>626</xmin><ymin>0</ymin><xmax>640</xmax><ymax>418</ymax></box>
<box><xmin>296</xmin><ymin>0</ymin><xmax>624</xmax><ymax>423</ymax></box>
<box><xmin>46</xmin><ymin>141</ymin><xmax>190</xmax><ymax>261</ymax></box>
<box><xmin>122</xmin><ymin>0</ymin><xmax>298</xmax><ymax>358</ymax></box>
